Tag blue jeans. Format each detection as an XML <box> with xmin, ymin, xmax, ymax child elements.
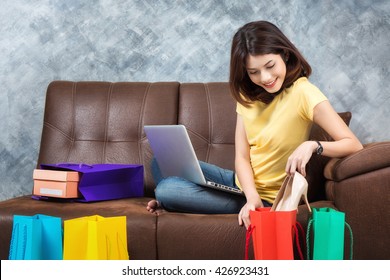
<box><xmin>151</xmin><ymin>159</ymin><xmax>271</xmax><ymax>214</ymax></box>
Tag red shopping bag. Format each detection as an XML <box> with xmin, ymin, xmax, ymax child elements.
<box><xmin>245</xmin><ymin>207</ymin><xmax>304</xmax><ymax>260</ymax></box>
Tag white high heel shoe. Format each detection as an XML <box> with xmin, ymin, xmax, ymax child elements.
<box><xmin>271</xmin><ymin>172</ymin><xmax>311</xmax><ymax>212</ymax></box>
<box><xmin>270</xmin><ymin>175</ymin><xmax>292</xmax><ymax>211</ymax></box>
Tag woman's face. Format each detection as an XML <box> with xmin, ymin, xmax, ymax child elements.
<box><xmin>246</xmin><ymin>53</ymin><xmax>286</xmax><ymax>94</ymax></box>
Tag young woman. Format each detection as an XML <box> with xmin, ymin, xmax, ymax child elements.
<box><xmin>147</xmin><ymin>20</ymin><xmax>363</xmax><ymax>229</ymax></box>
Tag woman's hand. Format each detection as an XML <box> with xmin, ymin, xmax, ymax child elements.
<box><xmin>285</xmin><ymin>141</ymin><xmax>317</xmax><ymax>176</ymax></box>
<box><xmin>238</xmin><ymin>199</ymin><xmax>264</xmax><ymax>229</ymax></box>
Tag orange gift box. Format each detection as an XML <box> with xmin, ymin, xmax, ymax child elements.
<box><xmin>33</xmin><ymin>169</ymin><xmax>80</xmax><ymax>198</ymax></box>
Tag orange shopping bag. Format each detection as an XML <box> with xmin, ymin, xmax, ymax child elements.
<box><xmin>245</xmin><ymin>207</ymin><xmax>304</xmax><ymax>260</ymax></box>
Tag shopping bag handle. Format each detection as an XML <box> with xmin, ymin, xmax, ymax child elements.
<box><xmin>56</xmin><ymin>163</ymin><xmax>93</xmax><ymax>169</ymax></box>
<box><xmin>345</xmin><ymin>222</ymin><xmax>353</xmax><ymax>260</ymax></box>
<box><xmin>294</xmin><ymin>222</ymin><xmax>305</xmax><ymax>260</ymax></box>
<box><xmin>117</xmin><ymin>232</ymin><xmax>129</xmax><ymax>260</ymax></box>
<box><xmin>105</xmin><ymin>233</ymin><xmax>129</xmax><ymax>260</ymax></box>
<box><xmin>244</xmin><ymin>225</ymin><xmax>255</xmax><ymax>260</ymax></box>
<box><xmin>8</xmin><ymin>223</ymin><xmax>27</xmax><ymax>260</ymax></box>
<box><xmin>8</xmin><ymin>223</ymin><xmax>19</xmax><ymax>259</ymax></box>
<box><xmin>306</xmin><ymin>218</ymin><xmax>313</xmax><ymax>259</ymax></box>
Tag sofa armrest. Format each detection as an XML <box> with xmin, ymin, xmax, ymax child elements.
<box><xmin>323</xmin><ymin>142</ymin><xmax>390</xmax><ymax>259</ymax></box>
<box><xmin>324</xmin><ymin>142</ymin><xmax>390</xmax><ymax>181</ymax></box>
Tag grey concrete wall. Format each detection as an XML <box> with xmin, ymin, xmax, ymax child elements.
<box><xmin>0</xmin><ymin>0</ymin><xmax>389</xmax><ymax>201</ymax></box>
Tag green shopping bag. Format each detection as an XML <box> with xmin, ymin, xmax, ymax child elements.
<box><xmin>306</xmin><ymin>208</ymin><xmax>353</xmax><ymax>260</ymax></box>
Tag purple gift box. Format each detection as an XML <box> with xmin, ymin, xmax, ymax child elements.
<box><xmin>36</xmin><ymin>163</ymin><xmax>144</xmax><ymax>202</ymax></box>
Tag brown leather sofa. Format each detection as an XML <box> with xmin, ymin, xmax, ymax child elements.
<box><xmin>0</xmin><ymin>81</ymin><xmax>389</xmax><ymax>260</ymax></box>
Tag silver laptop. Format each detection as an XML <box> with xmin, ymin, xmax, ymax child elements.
<box><xmin>144</xmin><ymin>125</ymin><xmax>244</xmax><ymax>196</ymax></box>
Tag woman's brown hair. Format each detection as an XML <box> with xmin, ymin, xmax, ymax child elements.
<box><xmin>229</xmin><ymin>21</ymin><xmax>312</xmax><ymax>106</ymax></box>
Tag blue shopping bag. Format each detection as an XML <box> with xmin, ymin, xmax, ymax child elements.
<box><xmin>9</xmin><ymin>214</ymin><xmax>63</xmax><ymax>260</ymax></box>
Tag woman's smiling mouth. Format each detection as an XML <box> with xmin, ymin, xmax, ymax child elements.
<box><xmin>263</xmin><ymin>79</ymin><xmax>277</xmax><ymax>89</ymax></box>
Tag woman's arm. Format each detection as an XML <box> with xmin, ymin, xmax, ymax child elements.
<box><xmin>235</xmin><ymin>115</ymin><xmax>264</xmax><ymax>228</ymax></box>
<box><xmin>286</xmin><ymin>100</ymin><xmax>363</xmax><ymax>176</ymax></box>
<box><xmin>312</xmin><ymin>100</ymin><xmax>363</xmax><ymax>156</ymax></box>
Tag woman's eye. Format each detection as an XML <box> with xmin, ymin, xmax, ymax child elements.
<box><xmin>248</xmin><ymin>71</ymin><xmax>258</xmax><ymax>75</ymax></box>
<box><xmin>267</xmin><ymin>64</ymin><xmax>275</xmax><ymax>69</ymax></box>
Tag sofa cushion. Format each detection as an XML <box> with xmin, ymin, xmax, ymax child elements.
<box><xmin>156</xmin><ymin>212</ymin><xmax>248</xmax><ymax>259</ymax></box>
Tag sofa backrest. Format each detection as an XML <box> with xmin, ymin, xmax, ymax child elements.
<box><xmin>178</xmin><ymin>83</ymin><xmax>236</xmax><ymax>170</ymax></box>
<box><xmin>37</xmin><ymin>81</ymin><xmax>180</xmax><ymax>197</ymax></box>
<box><xmin>37</xmin><ymin>81</ymin><xmax>351</xmax><ymax>201</ymax></box>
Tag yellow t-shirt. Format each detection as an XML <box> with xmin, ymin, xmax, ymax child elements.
<box><xmin>236</xmin><ymin>77</ymin><xmax>328</xmax><ymax>203</ymax></box>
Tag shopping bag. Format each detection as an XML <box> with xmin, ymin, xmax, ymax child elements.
<box><xmin>37</xmin><ymin>163</ymin><xmax>143</xmax><ymax>202</ymax></box>
<box><xmin>33</xmin><ymin>169</ymin><xmax>80</xmax><ymax>198</ymax></box>
<box><xmin>306</xmin><ymin>207</ymin><xmax>353</xmax><ymax>260</ymax></box>
<box><xmin>245</xmin><ymin>207</ymin><xmax>304</xmax><ymax>260</ymax></box>
<box><xmin>8</xmin><ymin>214</ymin><xmax>63</xmax><ymax>260</ymax></box>
<box><xmin>63</xmin><ymin>215</ymin><xmax>129</xmax><ymax>260</ymax></box>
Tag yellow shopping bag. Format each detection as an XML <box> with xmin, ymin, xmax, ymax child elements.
<box><xmin>63</xmin><ymin>215</ymin><xmax>129</xmax><ymax>260</ymax></box>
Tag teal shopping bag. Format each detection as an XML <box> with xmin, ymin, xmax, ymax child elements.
<box><xmin>306</xmin><ymin>208</ymin><xmax>353</xmax><ymax>260</ymax></box>
<box><xmin>9</xmin><ymin>214</ymin><xmax>63</xmax><ymax>260</ymax></box>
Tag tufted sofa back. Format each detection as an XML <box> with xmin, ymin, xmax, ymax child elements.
<box><xmin>37</xmin><ymin>81</ymin><xmax>179</xmax><ymax>197</ymax></box>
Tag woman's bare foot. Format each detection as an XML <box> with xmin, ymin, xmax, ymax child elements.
<box><xmin>146</xmin><ymin>199</ymin><xmax>164</xmax><ymax>214</ymax></box>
